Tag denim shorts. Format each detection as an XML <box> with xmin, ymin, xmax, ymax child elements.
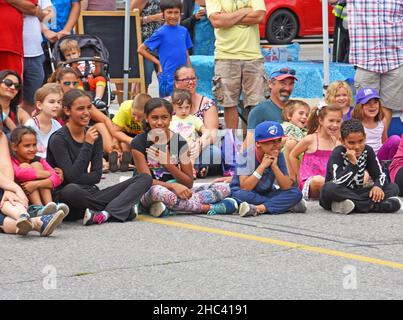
<box><xmin>23</xmin><ymin>54</ymin><xmax>45</xmax><ymax>105</ymax></box>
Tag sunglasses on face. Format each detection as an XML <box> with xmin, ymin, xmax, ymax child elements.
<box><xmin>63</xmin><ymin>81</ymin><xmax>79</xmax><ymax>87</ymax></box>
<box><xmin>2</xmin><ymin>78</ymin><xmax>21</xmax><ymax>90</ymax></box>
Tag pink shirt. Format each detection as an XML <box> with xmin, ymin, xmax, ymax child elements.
<box><xmin>11</xmin><ymin>156</ymin><xmax>62</xmax><ymax>189</ymax></box>
<box><xmin>389</xmin><ymin>135</ymin><xmax>403</xmax><ymax>183</ymax></box>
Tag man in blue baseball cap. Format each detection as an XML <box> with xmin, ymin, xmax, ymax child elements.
<box><xmin>230</xmin><ymin>121</ymin><xmax>306</xmax><ymax>217</ymax></box>
<box><xmin>243</xmin><ymin>67</ymin><xmax>298</xmax><ymax>149</ymax></box>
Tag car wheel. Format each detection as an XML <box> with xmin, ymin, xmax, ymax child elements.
<box><xmin>266</xmin><ymin>9</ymin><xmax>298</xmax><ymax>44</ymax></box>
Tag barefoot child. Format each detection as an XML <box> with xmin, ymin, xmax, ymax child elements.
<box><xmin>320</xmin><ymin>119</ymin><xmax>400</xmax><ymax>214</ymax></box>
<box><xmin>10</xmin><ymin>126</ymin><xmax>69</xmax><ymax>217</ymax></box>
<box><xmin>289</xmin><ymin>104</ymin><xmax>343</xmax><ymax>199</ymax></box>
<box><xmin>111</xmin><ymin>93</ymin><xmax>152</xmax><ymax>172</ymax></box>
<box><xmin>230</xmin><ymin>121</ymin><xmax>306</xmax><ymax>217</ymax></box>
<box><xmin>131</xmin><ymin>98</ymin><xmax>237</xmax><ymax>217</ymax></box>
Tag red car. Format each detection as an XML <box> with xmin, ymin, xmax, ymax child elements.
<box><xmin>259</xmin><ymin>0</ymin><xmax>335</xmax><ymax>44</ymax></box>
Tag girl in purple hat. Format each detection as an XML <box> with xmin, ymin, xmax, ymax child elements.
<box><xmin>352</xmin><ymin>87</ymin><xmax>400</xmax><ymax>162</ymax></box>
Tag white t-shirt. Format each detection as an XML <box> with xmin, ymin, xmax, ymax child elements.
<box><xmin>25</xmin><ymin>118</ymin><xmax>62</xmax><ymax>158</ymax></box>
<box><xmin>364</xmin><ymin>121</ymin><xmax>384</xmax><ymax>154</ymax></box>
<box><xmin>23</xmin><ymin>0</ymin><xmax>52</xmax><ymax>57</ymax></box>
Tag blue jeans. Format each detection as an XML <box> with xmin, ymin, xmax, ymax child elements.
<box><xmin>23</xmin><ymin>54</ymin><xmax>45</xmax><ymax>104</ymax></box>
<box><xmin>231</xmin><ymin>187</ymin><xmax>302</xmax><ymax>214</ymax></box>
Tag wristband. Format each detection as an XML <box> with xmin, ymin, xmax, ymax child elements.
<box><xmin>253</xmin><ymin>171</ymin><xmax>262</xmax><ymax>180</ymax></box>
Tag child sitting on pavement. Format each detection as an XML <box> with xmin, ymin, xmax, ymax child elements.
<box><xmin>131</xmin><ymin>98</ymin><xmax>237</xmax><ymax>217</ymax></box>
<box><xmin>230</xmin><ymin>121</ymin><xmax>306</xmax><ymax>217</ymax></box>
<box><xmin>59</xmin><ymin>38</ymin><xmax>108</xmax><ymax>110</ymax></box>
<box><xmin>111</xmin><ymin>93</ymin><xmax>151</xmax><ymax>172</ymax></box>
<box><xmin>281</xmin><ymin>100</ymin><xmax>310</xmax><ymax>179</ymax></box>
<box><xmin>320</xmin><ymin>119</ymin><xmax>401</xmax><ymax>214</ymax></box>
<box><xmin>10</xmin><ymin>126</ymin><xmax>69</xmax><ymax>218</ymax></box>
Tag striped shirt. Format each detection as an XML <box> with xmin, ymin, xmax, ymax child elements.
<box><xmin>347</xmin><ymin>0</ymin><xmax>403</xmax><ymax>73</ymax></box>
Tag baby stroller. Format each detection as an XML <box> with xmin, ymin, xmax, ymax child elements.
<box><xmin>51</xmin><ymin>34</ymin><xmax>114</xmax><ymax>114</ymax></box>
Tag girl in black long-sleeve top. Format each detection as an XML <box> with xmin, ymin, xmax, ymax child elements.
<box><xmin>320</xmin><ymin>119</ymin><xmax>400</xmax><ymax>214</ymax></box>
<box><xmin>47</xmin><ymin>89</ymin><xmax>152</xmax><ymax>224</ymax></box>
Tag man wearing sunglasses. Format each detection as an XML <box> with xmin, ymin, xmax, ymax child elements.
<box><xmin>1</xmin><ymin>0</ymin><xmax>46</xmax><ymax>77</ymax></box>
<box><xmin>243</xmin><ymin>67</ymin><xmax>297</xmax><ymax>149</ymax></box>
<box><xmin>206</xmin><ymin>0</ymin><xmax>266</xmax><ymax>130</ymax></box>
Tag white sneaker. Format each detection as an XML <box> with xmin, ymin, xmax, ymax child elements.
<box><xmin>238</xmin><ymin>202</ymin><xmax>258</xmax><ymax>217</ymax></box>
<box><xmin>56</xmin><ymin>203</ymin><xmax>70</xmax><ymax>218</ymax></box>
<box><xmin>38</xmin><ymin>202</ymin><xmax>58</xmax><ymax>216</ymax></box>
<box><xmin>331</xmin><ymin>200</ymin><xmax>355</xmax><ymax>215</ymax></box>
<box><xmin>149</xmin><ymin>202</ymin><xmax>169</xmax><ymax>218</ymax></box>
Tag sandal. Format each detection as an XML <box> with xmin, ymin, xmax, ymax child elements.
<box><xmin>197</xmin><ymin>165</ymin><xmax>209</xmax><ymax>178</ymax></box>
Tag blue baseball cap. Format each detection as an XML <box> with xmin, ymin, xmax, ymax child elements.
<box><xmin>356</xmin><ymin>87</ymin><xmax>380</xmax><ymax>105</ymax></box>
<box><xmin>254</xmin><ymin>121</ymin><xmax>285</xmax><ymax>143</ymax></box>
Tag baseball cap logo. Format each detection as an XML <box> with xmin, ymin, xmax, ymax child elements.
<box><xmin>267</xmin><ymin>125</ymin><xmax>278</xmax><ymax>136</ymax></box>
<box><xmin>364</xmin><ymin>88</ymin><xmax>373</xmax><ymax>96</ymax></box>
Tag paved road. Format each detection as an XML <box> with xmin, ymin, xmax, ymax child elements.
<box><xmin>1</xmin><ymin>171</ymin><xmax>403</xmax><ymax>300</ymax></box>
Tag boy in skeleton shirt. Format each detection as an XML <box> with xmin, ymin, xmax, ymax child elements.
<box><xmin>320</xmin><ymin>119</ymin><xmax>401</xmax><ymax>214</ymax></box>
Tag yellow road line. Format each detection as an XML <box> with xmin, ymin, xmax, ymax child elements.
<box><xmin>137</xmin><ymin>216</ymin><xmax>403</xmax><ymax>270</ymax></box>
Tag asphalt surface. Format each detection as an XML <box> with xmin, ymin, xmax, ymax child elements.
<box><xmin>1</xmin><ymin>171</ymin><xmax>403</xmax><ymax>300</ymax></box>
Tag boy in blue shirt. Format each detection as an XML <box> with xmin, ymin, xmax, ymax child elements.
<box><xmin>138</xmin><ymin>0</ymin><xmax>193</xmax><ymax>98</ymax></box>
<box><xmin>230</xmin><ymin>121</ymin><xmax>306</xmax><ymax>217</ymax></box>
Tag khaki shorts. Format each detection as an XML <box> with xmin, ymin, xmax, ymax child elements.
<box><xmin>212</xmin><ymin>59</ymin><xmax>268</xmax><ymax>108</ymax></box>
<box><xmin>355</xmin><ymin>65</ymin><xmax>403</xmax><ymax>111</ymax></box>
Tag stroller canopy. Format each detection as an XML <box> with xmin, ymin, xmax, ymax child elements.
<box><xmin>52</xmin><ymin>34</ymin><xmax>110</xmax><ymax>66</ymax></box>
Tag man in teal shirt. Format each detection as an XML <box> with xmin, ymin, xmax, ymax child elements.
<box><xmin>243</xmin><ymin>67</ymin><xmax>297</xmax><ymax>149</ymax></box>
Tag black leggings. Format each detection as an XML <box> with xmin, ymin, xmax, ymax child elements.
<box><xmin>320</xmin><ymin>182</ymin><xmax>400</xmax><ymax>213</ymax></box>
<box><xmin>394</xmin><ymin>167</ymin><xmax>403</xmax><ymax>196</ymax></box>
<box><xmin>54</xmin><ymin>173</ymin><xmax>152</xmax><ymax>221</ymax></box>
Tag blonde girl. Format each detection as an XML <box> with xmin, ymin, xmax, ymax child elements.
<box><xmin>25</xmin><ymin>83</ymin><xmax>63</xmax><ymax>158</ymax></box>
<box><xmin>325</xmin><ymin>80</ymin><xmax>354</xmax><ymax>120</ymax></box>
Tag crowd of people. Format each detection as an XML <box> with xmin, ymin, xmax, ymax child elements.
<box><xmin>0</xmin><ymin>0</ymin><xmax>402</xmax><ymax>237</ymax></box>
